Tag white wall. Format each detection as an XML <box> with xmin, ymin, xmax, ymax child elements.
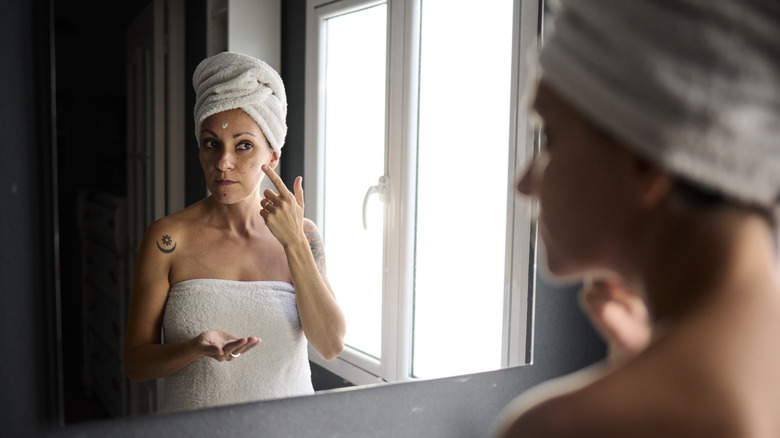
<box><xmin>228</xmin><ymin>0</ymin><xmax>282</xmax><ymax>72</ymax></box>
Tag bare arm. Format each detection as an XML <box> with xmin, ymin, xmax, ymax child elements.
<box><xmin>289</xmin><ymin>219</ymin><xmax>345</xmax><ymax>359</ymax></box>
<box><xmin>123</xmin><ymin>222</ymin><xmax>259</xmax><ymax>382</ymax></box>
<box><xmin>260</xmin><ymin>165</ymin><xmax>346</xmax><ymax>360</ymax></box>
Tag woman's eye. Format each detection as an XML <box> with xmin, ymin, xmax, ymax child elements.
<box><xmin>202</xmin><ymin>139</ymin><xmax>218</xmax><ymax>149</ymax></box>
<box><xmin>237</xmin><ymin>142</ymin><xmax>253</xmax><ymax>151</ymax></box>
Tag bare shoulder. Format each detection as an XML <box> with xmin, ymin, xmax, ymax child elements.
<box><xmin>499</xmin><ymin>373</ymin><xmax>657</xmax><ymax>438</ymax></box>
<box><xmin>498</xmin><ymin>335</ymin><xmax>760</xmax><ymax>438</ymax></box>
<box><xmin>142</xmin><ymin>219</ymin><xmax>178</xmax><ymax>256</ymax></box>
<box><xmin>497</xmin><ymin>365</ymin><xmax>609</xmax><ymax>438</ymax></box>
<box><xmin>139</xmin><ymin>201</ymin><xmax>207</xmax><ymax>257</ymax></box>
<box><xmin>499</xmin><ymin>390</ymin><xmax>591</xmax><ymax>438</ymax></box>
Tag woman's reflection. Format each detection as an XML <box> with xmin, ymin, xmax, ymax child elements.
<box><xmin>123</xmin><ymin>52</ymin><xmax>345</xmax><ymax>413</ymax></box>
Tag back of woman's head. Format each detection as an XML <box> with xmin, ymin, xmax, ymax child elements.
<box><xmin>538</xmin><ymin>0</ymin><xmax>780</xmax><ymax>216</ymax></box>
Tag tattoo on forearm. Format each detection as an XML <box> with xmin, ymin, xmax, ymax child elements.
<box><xmin>304</xmin><ymin>223</ymin><xmax>326</xmax><ymax>276</ymax></box>
<box><xmin>156</xmin><ymin>234</ymin><xmax>177</xmax><ymax>254</ymax></box>
<box><xmin>304</xmin><ymin>222</ymin><xmax>334</xmax><ymax>294</ymax></box>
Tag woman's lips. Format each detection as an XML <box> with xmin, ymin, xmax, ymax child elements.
<box><xmin>216</xmin><ymin>179</ymin><xmax>236</xmax><ymax>186</ymax></box>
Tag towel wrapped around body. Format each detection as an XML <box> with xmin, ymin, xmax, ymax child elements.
<box><xmin>161</xmin><ymin>279</ymin><xmax>313</xmax><ymax>412</ymax></box>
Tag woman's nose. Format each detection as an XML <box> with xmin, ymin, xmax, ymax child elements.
<box><xmin>217</xmin><ymin>149</ymin><xmax>235</xmax><ymax>171</ymax></box>
<box><xmin>517</xmin><ymin>150</ymin><xmax>549</xmax><ymax>196</ymax></box>
<box><xmin>517</xmin><ymin>164</ymin><xmax>534</xmax><ymax>196</ymax></box>
<box><xmin>517</xmin><ymin>151</ymin><xmax>546</xmax><ymax>196</ymax></box>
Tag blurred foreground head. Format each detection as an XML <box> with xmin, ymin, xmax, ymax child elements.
<box><xmin>539</xmin><ymin>0</ymin><xmax>780</xmax><ymax>211</ymax></box>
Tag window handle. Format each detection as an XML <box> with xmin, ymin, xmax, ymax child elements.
<box><xmin>362</xmin><ymin>176</ymin><xmax>388</xmax><ymax>230</ymax></box>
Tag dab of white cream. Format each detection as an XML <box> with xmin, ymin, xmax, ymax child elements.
<box><xmin>222</xmin><ymin>122</ymin><xmax>228</xmax><ymax>129</ymax></box>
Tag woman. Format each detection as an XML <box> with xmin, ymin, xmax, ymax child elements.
<box><xmin>123</xmin><ymin>52</ymin><xmax>345</xmax><ymax>412</ymax></box>
<box><xmin>498</xmin><ymin>0</ymin><xmax>780</xmax><ymax>436</ymax></box>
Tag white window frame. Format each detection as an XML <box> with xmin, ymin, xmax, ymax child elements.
<box><xmin>305</xmin><ymin>0</ymin><xmax>541</xmax><ymax>385</ymax></box>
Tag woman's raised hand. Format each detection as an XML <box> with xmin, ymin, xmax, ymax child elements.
<box><xmin>260</xmin><ymin>164</ymin><xmax>306</xmax><ymax>248</ymax></box>
<box><xmin>196</xmin><ymin>330</ymin><xmax>262</xmax><ymax>362</ymax></box>
<box><xmin>579</xmin><ymin>278</ymin><xmax>650</xmax><ymax>362</ymax></box>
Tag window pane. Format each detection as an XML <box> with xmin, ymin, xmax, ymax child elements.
<box><xmin>322</xmin><ymin>4</ymin><xmax>387</xmax><ymax>360</ymax></box>
<box><xmin>413</xmin><ymin>0</ymin><xmax>514</xmax><ymax>378</ymax></box>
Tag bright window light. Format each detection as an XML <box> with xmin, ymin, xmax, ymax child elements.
<box><xmin>412</xmin><ymin>0</ymin><xmax>514</xmax><ymax>379</ymax></box>
<box><xmin>321</xmin><ymin>4</ymin><xmax>388</xmax><ymax>360</ymax></box>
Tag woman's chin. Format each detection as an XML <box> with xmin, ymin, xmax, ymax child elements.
<box><xmin>538</xmin><ymin>247</ymin><xmax>588</xmax><ymax>285</ymax></box>
<box><xmin>540</xmin><ymin>261</ymin><xmax>585</xmax><ymax>285</ymax></box>
<box><xmin>208</xmin><ymin>191</ymin><xmax>243</xmax><ymax>205</ymax></box>
<box><xmin>541</xmin><ymin>254</ymin><xmax>617</xmax><ymax>287</ymax></box>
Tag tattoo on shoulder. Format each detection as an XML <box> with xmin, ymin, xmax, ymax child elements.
<box><xmin>156</xmin><ymin>234</ymin><xmax>177</xmax><ymax>254</ymax></box>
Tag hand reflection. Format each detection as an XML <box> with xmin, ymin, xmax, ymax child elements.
<box><xmin>259</xmin><ymin>164</ymin><xmax>306</xmax><ymax>248</ymax></box>
<box><xmin>579</xmin><ymin>276</ymin><xmax>651</xmax><ymax>365</ymax></box>
<box><xmin>197</xmin><ymin>330</ymin><xmax>262</xmax><ymax>362</ymax></box>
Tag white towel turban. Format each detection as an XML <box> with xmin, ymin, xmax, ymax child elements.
<box><xmin>193</xmin><ymin>52</ymin><xmax>287</xmax><ymax>153</ymax></box>
<box><xmin>539</xmin><ymin>0</ymin><xmax>780</xmax><ymax>209</ymax></box>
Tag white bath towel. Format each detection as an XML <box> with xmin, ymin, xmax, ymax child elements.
<box><xmin>540</xmin><ymin>0</ymin><xmax>780</xmax><ymax>208</ymax></box>
<box><xmin>161</xmin><ymin>279</ymin><xmax>313</xmax><ymax>412</ymax></box>
<box><xmin>193</xmin><ymin>52</ymin><xmax>287</xmax><ymax>153</ymax></box>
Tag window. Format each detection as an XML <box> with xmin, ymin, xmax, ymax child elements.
<box><xmin>305</xmin><ymin>0</ymin><xmax>541</xmax><ymax>384</ymax></box>
<box><xmin>321</xmin><ymin>2</ymin><xmax>388</xmax><ymax>364</ymax></box>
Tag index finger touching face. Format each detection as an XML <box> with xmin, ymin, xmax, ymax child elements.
<box><xmin>262</xmin><ymin>164</ymin><xmax>291</xmax><ymax>195</ymax></box>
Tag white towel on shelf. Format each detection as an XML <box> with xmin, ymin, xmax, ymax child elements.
<box><xmin>161</xmin><ymin>279</ymin><xmax>313</xmax><ymax>413</ymax></box>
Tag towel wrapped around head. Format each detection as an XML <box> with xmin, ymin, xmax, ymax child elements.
<box><xmin>193</xmin><ymin>52</ymin><xmax>287</xmax><ymax>153</ymax></box>
<box><xmin>539</xmin><ymin>0</ymin><xmax>780</xmax><ymax>209</ymax></box>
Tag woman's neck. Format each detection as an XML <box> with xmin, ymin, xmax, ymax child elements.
<box><xmin>633</xmin><ymin>206</ymin><xmax>778</xmax><ymax>327</ymax></box>
<box><xmin>202</xmin><ymin>192</ymin><xmax>265</xmax><ymax>233</ymax></box>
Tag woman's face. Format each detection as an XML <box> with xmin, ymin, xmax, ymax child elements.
<box><xmin>199</xmin><ymin>109</ymin><xmax>278</xmax><ymax>204</ymax></box>
<box><xmin>518</xmin><ymin>82</ymin><xmax>637</xmax><ymax>278</ymax></box>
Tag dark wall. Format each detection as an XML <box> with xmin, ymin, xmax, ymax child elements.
<box><xmin>0</xmin><ymin>0</ymin><xmax>606</xmax><ymax>437</ymax></box>
<box><xmin>0</xmin><ymin>0</ymin><xmax>59</xmax><ymax>435</ymax></box>
<box><xmin>185</xmin><ymin>0</ymin><xmax>208</xmax><ymax>205</ymax></box>
<box><xmin>54</xmin><ymin>0</ymin><xmax>144</xmax><ymax>422</ymax></box>
<box><xmin>279</xmin><ymin>0</ymin><xmax>307</xmax><ymax>187</ymax></box>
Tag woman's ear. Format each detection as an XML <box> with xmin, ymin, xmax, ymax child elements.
<box><xmin>269</xmin><ymin>150</ymin><xmax>280</xmax><ymax>169</ymax></box>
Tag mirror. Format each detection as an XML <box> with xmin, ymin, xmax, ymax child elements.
<box><xmin>54</xmin><ymin>0</ymin><xmax>543</xmax><ymax>425</ymax></box>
